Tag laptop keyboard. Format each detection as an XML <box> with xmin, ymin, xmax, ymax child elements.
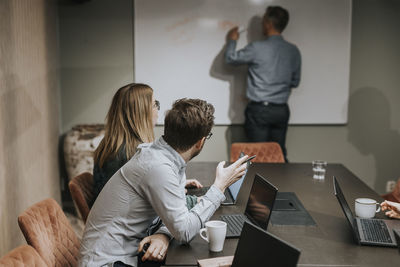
<box><xmin>220</xmin><ymin>214</ymin><xmax>249</xmax><ymax>237</ymax></box>
<box><xmin>360</xmin><ymin>219</ymin><xmax>393</xmax><ymax>243</ymax></box>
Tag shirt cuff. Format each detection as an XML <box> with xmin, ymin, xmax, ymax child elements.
<box><xmin>154</xmin><ymin>225</ymin><xmax>174</xmax><ymax>241</ymax></box>
<box><xmin>204</xmin><ymin>185</ymin><xmax>226</xmax><ymax>206</ymax></box>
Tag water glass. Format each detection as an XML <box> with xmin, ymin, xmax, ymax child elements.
<box><xmin>312</xmin><ymin>160</ymin><xmax>327</xmax><ymax>180</ymax></box>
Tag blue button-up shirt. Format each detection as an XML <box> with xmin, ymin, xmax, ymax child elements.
<box><xmin>225</xmin><ymin>35</ymin><xmax>301</xmax><ymax>104</ymax></box>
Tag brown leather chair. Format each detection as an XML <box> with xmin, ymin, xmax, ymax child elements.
<box><xmin>382</xmin><ymin>178</ymin><xmax>400</xmax><ymax>203</ymax></box>
<box><xmin>68</xmin><ymin>172</ymin><xmax>94</xmax><ymax>223</ymax></box>
<box><xmin>18</xmin><ymin>198</ymin><xmax>80</xmax><ymax>267</ymax></box>
<box><xmin>0</xmin><ymin>245</ymin><xmax>47</xmax><ymax>267</ymax></box>
<box><xmin>230</xmin><ymin>142</ymin><xmax>285</xmax><ymax>163</ymax></box>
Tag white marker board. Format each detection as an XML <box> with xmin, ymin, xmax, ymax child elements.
<box><xmin>134</xmin><ymin>0</ymin><xmax>352</xmax><ymax>124</ymax></box>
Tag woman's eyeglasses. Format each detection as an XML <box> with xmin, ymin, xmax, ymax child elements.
<box><xmin>153</xmin><ymin>100</ymin><xmax>160</xmax><ymax>111</ymax></box>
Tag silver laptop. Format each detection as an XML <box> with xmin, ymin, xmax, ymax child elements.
<box><xmin>333</xmin><ymin>176</ymin><xmax>400</xmax><ymax>247</ymax></box>
<box><xmin>221</xmin><ymin>173</ymin><xmax>278</xmax><ymax>238</ymax></box>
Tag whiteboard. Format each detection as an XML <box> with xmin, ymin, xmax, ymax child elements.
<box><xmin>134</xmin><ymin>0</ymin><xmax>352</xmax><ymax>124</ymax></box>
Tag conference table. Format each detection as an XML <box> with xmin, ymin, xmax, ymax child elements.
<box><xmin>164</xmin><ymin>162</ymin><xmax>400</xmax><ymax>266</ymax></box>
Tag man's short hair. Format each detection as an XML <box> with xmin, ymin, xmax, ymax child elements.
<box><xmin>164</xmin><ymin>98</ymin><xmax>215</xmax><ymax>152</ymax></box>
<box><xmin>265</xmin><ymin>6</ymin><xmax>289</xmax><ymax>33</ymax></box>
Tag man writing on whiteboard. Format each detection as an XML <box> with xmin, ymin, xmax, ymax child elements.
<box><xmin>225</xmin><ymin>6</ymin><xmax>301</xmax><ymax>162</ymax></box>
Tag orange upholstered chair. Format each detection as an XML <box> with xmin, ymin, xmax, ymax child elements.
<box><xmin>69</xmin><ymin>172</ymin><xmax>94</xmax><ymax>222</ymax></box>
<box><xmin>230</xmin><ymin>142</ymin><xmax>285</xmax><ymax>163</ymax></box>
<box><xmin>382</xmin><ymin>178</ymin><xmax>400</xmax><ymax>203</ymax></box>
<box><xmin>18</xmin><ymin>198</ymin><xmax>80</xmax><ymax>267</ymax></box>
<box><xmin>0</xmin><ymin>245</ymin><xmax>47</xmax><ymax>267</ymax></box>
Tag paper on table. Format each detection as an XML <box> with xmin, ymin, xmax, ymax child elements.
<box><xmin>197</xmin><ymin>255</ymin><xmax>234</xmax><ymax>267</ymax></box>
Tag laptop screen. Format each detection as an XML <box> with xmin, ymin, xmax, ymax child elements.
<box><xmin>393</xmin><ymin>230</ymin><xmax>400</xmax><ymax>253</ymax></box>
<box><xmin>333</xmin><ymin>176</ymin><xmax>359</xmax><ymax>237</ymax></box>
<box><xmin>228</xmin><ymin>167</ymin><xmax>247</xmax><ymax>202</ymax></box>
<box><xmin>244</xmin><ymin>174</ymin><xmax>278</xmax><ymax>229</ymax></box>
<box><xmin>232</xmin><ymin>222</ymin><xmax>300</xmax><ymax>267</ymax></box>
<box><xmin>227</xmin><ymin>152</ymin><xmax>249</xmax><ymax>202</ymax></box>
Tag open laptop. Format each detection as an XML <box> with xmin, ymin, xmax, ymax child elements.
<box><xmin>333</xmin><ymin>176</ymin><xmax>400</xmax><ymax>247</ymax></box>
<box><xmin>220</xmin><ymin>173</ymin><xmax>278</xmax><ymax>238</ymax></box>
<box><xmin>198</xmin><ymin>221</ymin><xmax>300</xmax><ymax>267</ymax></box>
<box><xmin>232</xmin><ymin>222</ymin><xmax>300</xmax><ymax>267</ymax></box>
<box><xmin>394</xmin><ymin>230</ymin><xmax>400</xmax><ymax>254</ymax></box>
<box><xmin>188</xmin><ymin>153</ymin><xmax>249</xmax><ymax>205</ymax></box>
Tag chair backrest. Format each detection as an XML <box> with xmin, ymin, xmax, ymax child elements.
<box><xmin>0</xmin><ymin>245</ymin><xmax>47</xmax><ymax>267</ymax></box>
<box><xmin>382</xmin><ymin>178</ymin><xmax>400</xmax><ymax>203</ymax></box>
<box><xmin>18</xmin><ymin>198</ymin><xmax>80</xmax><ymax>267</ymax></box>
<box><xmin>68</xmin><ymin>172</ymin><xmax>94</xmax><ymax>222</ymax></box>
<box><xmin>230</xmin><ymin>142</ymin><xmax>285</xmax><ymax>163</ymax></box>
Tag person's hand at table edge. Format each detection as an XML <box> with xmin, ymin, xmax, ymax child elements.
<box><xmin>381</xmin><ymin>201</ymin><xmax>400</xmax><ymax>219</ymax></box>
<box><xmin>138</xmin><ymin>233</ymin><xmax>170</xmax><ymax>262</ymax></box>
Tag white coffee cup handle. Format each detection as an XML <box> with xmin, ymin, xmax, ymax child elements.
<box><xmin>376</xmin><ymin>203</ymin><xmax>381</xmax><ymax>213</ymax></box>
<box><xmin>199</xmin><ymin>228</ymin><xmax>209</xmax><ymax>243</ymax></box>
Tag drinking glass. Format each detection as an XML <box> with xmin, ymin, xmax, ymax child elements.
<box><xmin>312</xmin><ymin>160</ymin><xmax>327</xmax><ymax>180</ymax></box>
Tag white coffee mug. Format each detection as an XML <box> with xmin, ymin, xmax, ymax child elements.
<box><xmin>355</xmin><ymin>198</ymin><xmax>381</xmax><ymax>218</ymax></box>
<box><xmin>199</xmin><ymin>220</ymin><xmax>227</xmax><ymax>252</ymax></box>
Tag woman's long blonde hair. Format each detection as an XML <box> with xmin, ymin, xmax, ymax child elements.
<box><xmin>94</xmin><ymin>83</ymin><xmax>155</xmax><ymax>167</ymax></box>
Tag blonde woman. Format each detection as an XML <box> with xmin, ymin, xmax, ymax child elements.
<box><xmin>93</xmin><ymin>83</ymin><xmax>200</xmax><ymax>209</ymax></box>
<box><xmin>93</xmin><ymin>83</ymin><xmax>157</xmax><ymax>199</ymax></box>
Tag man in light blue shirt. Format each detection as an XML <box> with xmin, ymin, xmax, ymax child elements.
<box><xmin>225</xmin><ymin>6</ymin><xmax>301</xmax><ymax>161</ymax></box>
<box><xmin>79</xmin><ymin>99</ymin><xmax>248</xmax><ymax>267</ymax></box>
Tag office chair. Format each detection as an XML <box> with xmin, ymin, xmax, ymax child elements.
<box><xmin>0</xmin><ymin>245</ymin><xmax>47</xmax><ymax>267</ymax></box>
<box><xmin>230</xmin><ymin>142</ymin><xmax>285</xmax><ymax>163</ymax></box>
<box><xmin>18</xmin><ymin>198</ymin><xmax>80</xmax><ymax>267</ymax></box>
<box><xmin>68</xmin><ymin>172</ymin><xmax>94</xmax><ymax>223</ymax></box>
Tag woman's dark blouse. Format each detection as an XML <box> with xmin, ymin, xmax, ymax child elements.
<box><xmin>93</xmin><ymin>147</ymin><xmax>127</xmax><ymax>200</ymax></box>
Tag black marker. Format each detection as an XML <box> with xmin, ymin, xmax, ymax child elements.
<box><xmin>244</xmin><ymin>155</ymin><xmax>256</xmax><ymax>164</ymax></box>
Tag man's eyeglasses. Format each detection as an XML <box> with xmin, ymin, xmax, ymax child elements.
<box><xmin>153</xmin><ymin>100</ymin><xmax>160</xmax><ymax>111</ymax></box>
<box><xmin>206</xmin><ymin>132</ymin><xmax>213</xmax><ymax>140</ymax></box>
